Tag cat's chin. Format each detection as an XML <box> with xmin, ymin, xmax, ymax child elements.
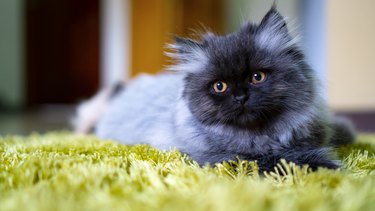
<box><xmin>221</xmin><ymin>112</ymin><xmax>266</xmax><ymax>131</ymax></box>
<box><xmin>227</xmin><ymin>118</ymin><xmax>263</xmax><ymax>131</ymax></box>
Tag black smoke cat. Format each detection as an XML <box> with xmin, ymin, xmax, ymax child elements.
<box><xmin>76</xmin><ymin>7</ymin><xmax>355</xmax><ymax>171</ymax></box>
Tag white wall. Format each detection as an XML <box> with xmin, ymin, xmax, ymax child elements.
<box><xmin>100</xmin><ymin>0</ymin><xmax>131</xmax><ymax>87</ymax></box>
<box><xmin>0</xmin><ymin>0</ymin><xmax>24</xmax><ymax>108</ymax></box>
<box><xmin>327</xmin><ymin>0</ymin><xmax>375</xmax><ymax>111</ymax></box>
<box><xmin>300</xmin><ymin>0</ymin><xmax>327</xmax><ymax>91</ymax></box>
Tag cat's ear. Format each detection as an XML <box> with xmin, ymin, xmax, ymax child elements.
<box><xmin>171</xmin><ymin>36</ymin><xmax>203</xmax><ymax>59</ymax></box>
<box><xmin>255</xmin><ymin>7</ymin><xmax>297</xmax><ymax>53</ymax></box>
<box><xmin>258</xmin><ymin>6</ymin><xmax>288</xmax><ymax>36</ymax></box>
<box><xmin>174</xmin><ymin>36</ymin><xmax>203</xmax><ymax>54</ymax></box>
<box><xmin>166</xmin><ymin>36</ymin><xmax>208</xmax><ymax>73</ymax></box>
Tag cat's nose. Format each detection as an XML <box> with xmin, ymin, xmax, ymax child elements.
<box><xmin>234</xmin><ymin>95</ymin><xmax>248</xmax><ymax>105</ymax></box>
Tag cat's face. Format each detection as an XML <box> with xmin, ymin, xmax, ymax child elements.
<box><xmin>171</xmin><ymin>8</ymin><xmax>317</xmax><ymax>131</ymax></box>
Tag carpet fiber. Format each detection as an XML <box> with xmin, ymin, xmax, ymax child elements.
<box><xmin>1</xmin><ymin>133</ymin><xmax>375</xmax><ymax>211</ymax></box>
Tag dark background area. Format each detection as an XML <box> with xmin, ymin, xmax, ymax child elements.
<box><xmin>26</xmin><ymin>0</ymin><xmax>100</xmax><ymax>105</ymax></box>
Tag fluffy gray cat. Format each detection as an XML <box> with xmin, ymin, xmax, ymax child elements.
<box><xmin>76</xmin><ymin>7</ymin><xmax>355</xmax><ymax>171</ymax></box>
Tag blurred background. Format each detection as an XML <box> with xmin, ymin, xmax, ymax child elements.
<box><xmin>0</xmin><ymin>0</ymin><xmax>374</xmax><ymax>135</ymax></box>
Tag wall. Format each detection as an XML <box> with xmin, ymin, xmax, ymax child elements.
<box><xmin>327</xmin><ymin>0</ymin><xmax>375</xmax><ymax>111</ymax></box>
<box><xmin>100</xmin><ymin>0</ymin><xmax>131</xmax><ymax>86</ymax></box>
<box><xmin>0</xmin><ymin>0</ymin><xmax>24</xmax><ymax>108</ymax></box>
<box><xmin>224</xmin><ymin>0</ymin><xmax>300</xmax><ymax>32</ymax></box>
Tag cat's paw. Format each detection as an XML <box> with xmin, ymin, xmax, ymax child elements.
<box><xmin>278</xmin><ymin>146</ymin><xmax>341</xmax><ymax>171</ymax></box>
<box><xmin>245</xmin><ymin>147</ymin><xmax>341</xmax><ymax>172</ymax></box>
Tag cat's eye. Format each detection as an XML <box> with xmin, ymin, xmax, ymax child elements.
<box><xmin>251</xmin><ymin>71</ymin><xmax>267</xmax><ymax>84</ymax></box>
<box><xmin>213</xmin><ymin>81</ymin><xmax>228</xmax><ymax>93</ymax></box>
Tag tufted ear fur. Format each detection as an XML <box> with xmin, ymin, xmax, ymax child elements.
<box><xmin>166</xmin><ymin>36</ymin><xmax>208</xmax><ymax>73</ymax></box>
<box><xmin>255</xmin><ymin>7</ymin><xmax>297</xmax><ymax>53</ymax></box>
<box><xmin>258</xmin><ymin>7</ymin><xmax>289</xmax><ymax>36</ymax></box>
<box><xmin>174</xmin><ymin>37</ymin><xmax>203</xmax><ymax>55</ymax></box>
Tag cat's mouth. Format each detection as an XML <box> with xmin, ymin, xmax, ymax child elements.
<box><xmin>237</xmin><ymin>106</ymin><xmax>249</xmax><ymax>115</ymax></box>
<box><xmin>226</xmin><ymin>106</ymin><xmax>256</xmax><ymax>123</ymax></box>
<box><xmin>233</xmin><ymin>104</ymin><xmax>253</xmax><ymax>115</ymax></box>
<box><xmin>219</xmin><ymin>105</ymin><xmax>271</xmax><ymax>129</ymax></box>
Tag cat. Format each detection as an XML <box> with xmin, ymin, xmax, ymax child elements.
<box><xmin>75</xmin><ymin>7</ymin><xmax>355</xmax><ymax>172</ymax></box>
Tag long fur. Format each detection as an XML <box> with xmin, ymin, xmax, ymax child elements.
<box><xmin>86</xmin><ymin>8</ymin><xmax>356</xmax><ymax>171</ymax></box>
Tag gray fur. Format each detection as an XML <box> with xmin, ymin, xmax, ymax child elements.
<box><xmin>95</xmin><ymin>8</ymin><xmax>355</xmax><ymax>170</ymax></box>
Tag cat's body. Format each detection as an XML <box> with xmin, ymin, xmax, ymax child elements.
<box><xmin>79</xmin><ymin>8</ymin><xmax>355</xmax><ymax>171</ymax></box>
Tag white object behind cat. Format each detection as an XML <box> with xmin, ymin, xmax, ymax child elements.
<box><xmin>100</xmin><ymin>0</ymin><xmax>131</xmax><ymax>86</ymax></box>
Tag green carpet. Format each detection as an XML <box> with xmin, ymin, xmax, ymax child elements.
<box><xmin>1</xmin><ymin>133</ymin><xmax>375</xmax><ymax>211</ymax></box>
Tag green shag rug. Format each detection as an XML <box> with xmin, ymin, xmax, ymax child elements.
<box><xmin>1</xmin><ymin>133</ymin><xmax>375</xmax><ymax>211</ymax></box>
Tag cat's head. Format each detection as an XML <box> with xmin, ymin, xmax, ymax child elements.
<box><xmin>169</xmin><ymin>8</ymin><xmax>317</xmax><ymax>131</ymax></box>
